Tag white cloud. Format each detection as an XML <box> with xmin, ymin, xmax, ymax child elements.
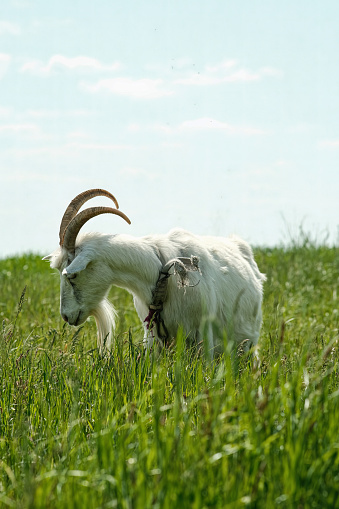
<box><xmin>82</xmin><ymin>77</ymin><xmax>173</xmax><ymax>99</ymax></box>
<box><xmin>160</xmin><ymin>141</ymin><xmax>184</xmax><ymax>149</ymax></box>
<box><xmin>145</xmin><ymin>57</ymin><xmax>194</xmax><ymax>74</ymax></box>
<box><xmin>0</xmin><ymin>171</ymin><xmax>83</xmax><ymax>183</ymax></box>
<box><xmin>1</xmin><ymin>140</ymin><xmax>135</xmax><ymax>160</ymax></box>
<box><xmin>0</xmin><ymin>106</ymin><xmax>12</xmax><ymax>117</ymax></box>
<box><xmin>178</xmin><ymin>118</ymin><xmax>266</xmax><ymax>135</ymax></box>
<box><xmin>0</xmin><ymin>122</ymin><xmax>53</xmax><ymax>143</ymax></box>
<box><xmin>81</xmin><ymin>59</ymin><xmax>281</xmax><ymax>101</ymax></box>
<box><xmin>0</xmin><ymin>53</ymin><xmax>11</xmax><ymax>79</ymax></box>
<box><xmin>145</xmin><ymin>117</ymin><xmax>266</xmax><ymax>136</ymax></box>
<box><xmin>127</xmin><ymin>123</ymin><xmax>142</xmax><ymax>132</ymax></box>
<box><xmin>128</xmin><ymin>122</ymin><xmax>172</xmax><ymax>134</ymax></box>
<box><xmin>127</xmin><ymin>118</ymin><xmax>266</xmax><ymax>135</ymax></box>
<box><xmin>66</xmin><ymin>131</ymin><xmax>91</xmax><ymax>140</ymax></box>
<box><xmin>175</xmin><ymin>74</ymin><xmax>226</xmax><ymax>86</ymax></box>
<box><xmin>174</xmin><ymin>59</ymin><xmax>282</xmax><ymax>86</ymax></box>
<box><xmin>21</xmin><ymin>55</ymin><xmax>121</xmax><ymax>75</ymax></box>
<box><xmin>205</xmin><ymin>60</ymin><xmax>238</xmax><ymax>73</ymax></box>
<box><xmin>0</xmin><ymin>123</ymin><xmax>39</xmax><ymax>134</ymax></box>
<box><xmin>0</xmin><ymin>21</ymin><xmax>21</xmax><ymax>36</ymax></box>
<box><xmin>119</xmin><ymin>167</ymin><xmax>156</xmax><ymax>180</ymax></box>
<box><xmin>318</xmin><ymin>139</ymin><xmax>339</xmax><ymax>149</ymax></box>
<box><xmin>287</xmin><ymin>123</ymin><xmax>316</xmax><ymax>134</ymax></box>
<box><xmin>25</xmin><ymin>108</ymin><xmax>92</xmax><ymax>119</ymax></box>
<box><xmin>179</xmin><ymin>118</ymin><xmax>234</xmax><ymax>131</ymax></box>
<box><xmin>274</xmin><ymin>160</ymin><xmax>290</xmax><ymax>167</ymax></box>
<box><xmin>65</xmin><ymin>141</ymin><xmax>133</xmax><ymax>151</ymax></box>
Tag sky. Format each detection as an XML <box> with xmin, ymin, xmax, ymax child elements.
<box><xmin>1</xmin><ymin>0</ymin><xmax>338</xmax><ymax>258</ymax></box>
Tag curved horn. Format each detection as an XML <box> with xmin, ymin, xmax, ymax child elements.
<box><xmin>62</xmin><ymin>206</ymin><xmax>131</xmax><ymax>253</ymax></box>
<box><xmin>59</xmin><ymin>189</ymin><xmax>119</xmax><ymax>245</ymax></box>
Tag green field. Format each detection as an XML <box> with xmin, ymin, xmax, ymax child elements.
<box><xmin>0</xmin><ymin>239</ymin><xmax>338</xmax><ymax>508</ymax></box>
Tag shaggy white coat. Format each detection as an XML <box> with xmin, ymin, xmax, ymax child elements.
<box><xmin>46</xmin><ymin>228</ymin><xmax>266</xmax><ymax>355</ymax></box>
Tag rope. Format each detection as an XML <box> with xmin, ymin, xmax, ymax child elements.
<box><xmin>144</xmin><ymin>255</ymin><xmax>200</xmax><ymax>345</ymax></box>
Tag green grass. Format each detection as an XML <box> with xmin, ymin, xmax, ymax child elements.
<box><xmin>0</xmin><ymin>241</ymin><xmax>338</xmax><ymax>508</ymax></box>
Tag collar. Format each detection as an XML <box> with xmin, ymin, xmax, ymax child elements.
<box><xmin>144</xmin><ymin>256</ymin><xmax>200</xmax><ymax>344</ymax></box>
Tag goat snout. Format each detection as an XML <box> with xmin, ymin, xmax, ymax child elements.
<box><xmin>61</xmin><ymin>311</ymin><xmax>82</xmax><ymax>326</ymax></box>
<box><xmin>61</xmin><ymin>313</ymin><xmax>69</xmax><ymax>323</ymax></box>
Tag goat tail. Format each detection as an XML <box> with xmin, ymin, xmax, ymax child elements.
<box><xmin>92</xmin><ymin>298</ymin><xmax>117</xmax><ymax>355</ymax></box>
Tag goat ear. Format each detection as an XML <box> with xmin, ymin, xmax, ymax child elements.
<box><xmin>43</xmin><ymin>253</ymin><xmax>59</xmax><ymax>267</ymax></box>
<box><xmin>63</xmin><ymin>253</ymin><xmax>92</xmax><ymax>275</ymax></box>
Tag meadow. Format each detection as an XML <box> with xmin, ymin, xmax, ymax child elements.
<box><xmin>0</xmin><ymin>237</ymin><xmax>338</xmax><ymax>508</ymax></box>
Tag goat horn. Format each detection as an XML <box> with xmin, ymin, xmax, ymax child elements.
<box><xmin>62</xmin><ymin>206</ymin><xmax>131</xmax><ymax>253</ymax></box>
<box><xmin>59</xmin><ymin>189</ymin><xmax>119</xmax><ymax>245</ymax></box>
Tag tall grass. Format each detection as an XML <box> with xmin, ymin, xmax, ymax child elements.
<box><xmin>0</xmin><ymin>244</ymin><xmax>338</xmax><ymax>508</ymax></box>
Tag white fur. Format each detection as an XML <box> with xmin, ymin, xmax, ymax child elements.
<box><xmin>45</xmin><ymin>228</ymin><xmax>266</xmax><ymax>355</ymax></box>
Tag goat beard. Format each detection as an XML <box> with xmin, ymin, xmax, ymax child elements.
<box><xmin>91</xmin><ymin>298</ymin><xmax>117</xmax><ymax>354</ymax></box>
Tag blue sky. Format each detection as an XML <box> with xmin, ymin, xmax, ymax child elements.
<box><xmin>1</xmin><ymin>0</ymin><xmax>338</xmax><ymax>258</ymax></box>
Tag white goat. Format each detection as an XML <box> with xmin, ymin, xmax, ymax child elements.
<box><xmin>44</xmin><ymin>189</ymin><xmax>266</xmax><ymax>356</ymax></box>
